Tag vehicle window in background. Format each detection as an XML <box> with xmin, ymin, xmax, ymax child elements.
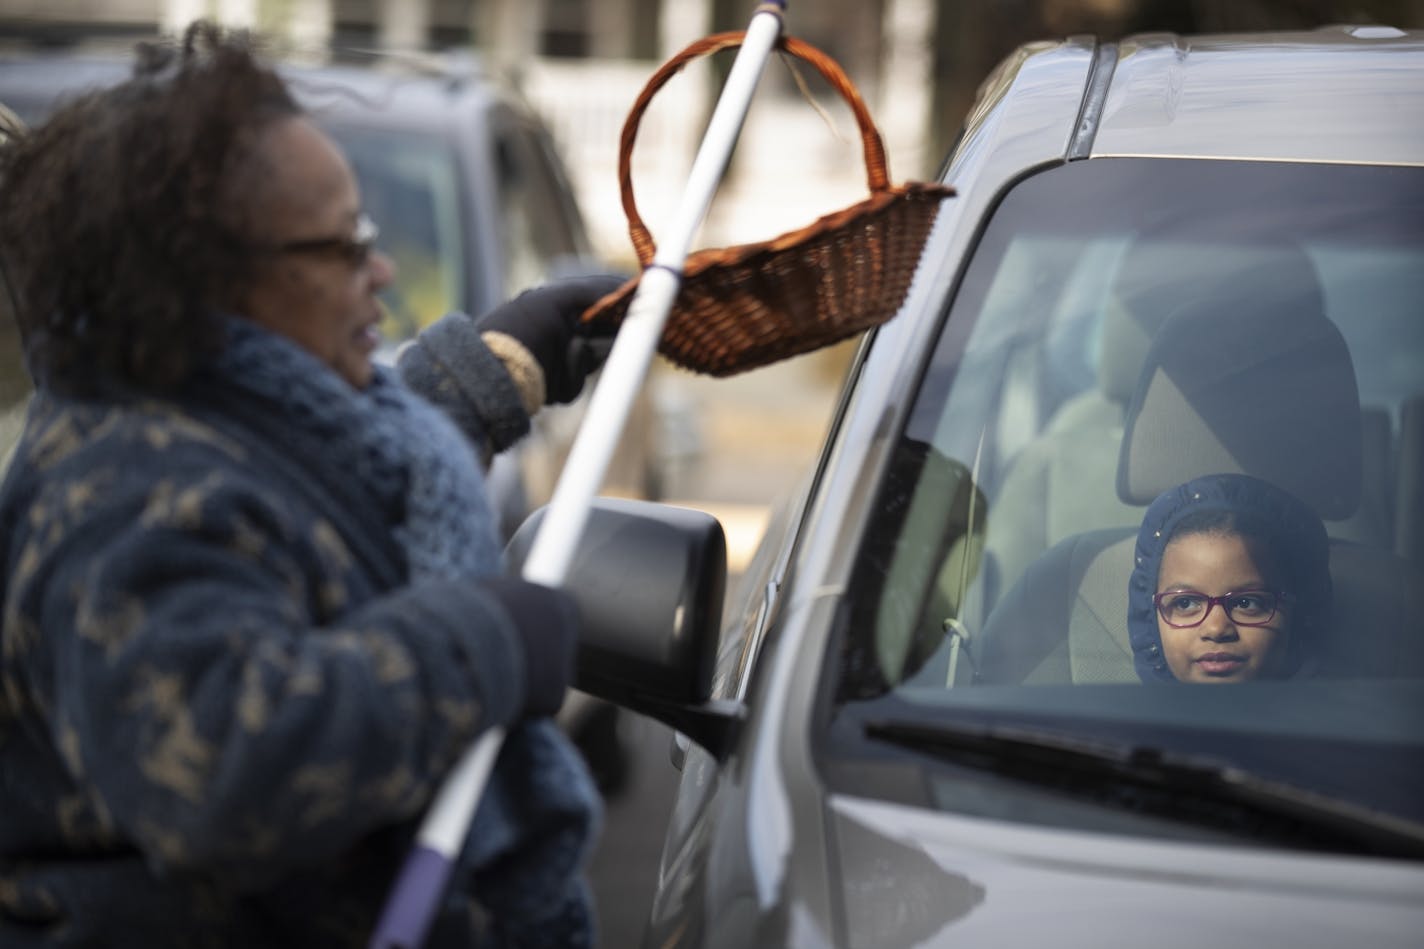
<box><xmin>493</xmin><ymin>119</ymin><xmax>586</xmax><ymax>293</ymax></box>
<box><xmin>827</xmin><ymin>158</ymin><xmax>1424</xmax><ymax>837</ymax></box>
<box><xmin>329</xmin><ymin>126</ymin><xmax>467</xmax><ymax>342</ymax></box>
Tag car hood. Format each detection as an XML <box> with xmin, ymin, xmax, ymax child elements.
<box><xmin>828</xmin><ymin>795</ymin><xmax>1424</xmax><ymax>948</ymax></box>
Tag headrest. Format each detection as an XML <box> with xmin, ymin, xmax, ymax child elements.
<box><xmin>1117</xmin><ymin>283</ymin><xmax>1362</xmax><ymax>520</ymax></box>
<box><xmin>1099</xmin><ymin>239</ymin><xmax>1329</xmax><ymax>406</ymax></box>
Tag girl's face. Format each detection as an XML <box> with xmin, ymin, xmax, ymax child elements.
<box><xmin>1156</xmin><ymin>531</ymin><xmax>1291</xmax><ymax>683</ymax></box>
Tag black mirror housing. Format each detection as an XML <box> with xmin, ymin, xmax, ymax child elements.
<box><xmin>506</xmin><ymin>498</ymin><xmax>728</xmax><ymax>713</ymax></box>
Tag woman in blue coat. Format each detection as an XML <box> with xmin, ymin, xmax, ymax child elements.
<box><xmin>0</xmin><ymin>21</ymin><xmax>620</xmax><ymax>948</ymax></box>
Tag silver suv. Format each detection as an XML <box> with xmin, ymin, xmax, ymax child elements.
<box><xmin>533</xmin><ymin>24</ymin><xmax>1424</xmax><ymax>947</ymax></box>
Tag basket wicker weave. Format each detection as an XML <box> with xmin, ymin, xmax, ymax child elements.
<box><xmin>580</xmin><ymin>31</ymin><xmax>956</xmax><ymax>377</ymax></box>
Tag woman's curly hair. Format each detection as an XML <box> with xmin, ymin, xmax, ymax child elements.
<box><xmin>0</xmin><ymin>20</ymin><xmax>299</xmax><ymax>394</ymax></box>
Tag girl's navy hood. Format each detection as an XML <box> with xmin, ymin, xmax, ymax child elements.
<box><xmin>1128</xmin><ymin>473</ymin><xmax>1332</xmax><ymax>682</ymax></box>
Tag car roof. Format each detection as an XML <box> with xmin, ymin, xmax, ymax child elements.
<box><xmin>282</xmin><ymin>59</ymin><xmax>510</xmax><ymax>133</ymax></box>
<box><xmin>944</xmin><ymin>23</ymin><xmax>1424</xmax><ymax>203</ymax></box>
<box><xmin>0</xmin><ymin>53</ymin><xmax>130</xmax><ymax>124</ymax></box>
<box><xmin>1091</xmin><ymin>26</ymin><xmax>1424</xmax><ymax>165</ymax></box>
<box><xmin>0</xmin><ymin>49</ymin><xmax>516</xmax><ymax>134</ymax></box>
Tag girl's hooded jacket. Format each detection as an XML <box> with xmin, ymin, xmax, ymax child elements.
<box><xmin>0</xmin><ymin>312</ymin><xmax>599</xmax><ymax>947</ymax></box>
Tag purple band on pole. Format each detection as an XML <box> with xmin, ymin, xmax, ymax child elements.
<box><xmin>367</xmin><ymin>845</ymin><xmax>452</xmax><ymax>949</ymax></box>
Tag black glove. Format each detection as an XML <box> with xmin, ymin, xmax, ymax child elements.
<box><xmin>477</xmin><ymin>576</ymin><xmax>581</xmax><ymax>718</ymax></box>
<box><xmin>475</xmin><ymin>274</ymin><xmax>629</xmax><ymax>404</ymax></box>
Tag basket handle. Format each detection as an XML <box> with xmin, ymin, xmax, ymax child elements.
<box><xmin>617</xmin><ymin>31</ymin><xmax>891</xmax><ymax>266</ymax></box>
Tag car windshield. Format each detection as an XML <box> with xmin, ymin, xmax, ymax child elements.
<box><xmin>326</xmin><ymin>125</ymin><xmax>468</xmax><ymax>343</ymax></box>
<box><xmin>827</xmin><ymin>157</ymin><xmax>1424</xmax><ymax>851</ymax></box>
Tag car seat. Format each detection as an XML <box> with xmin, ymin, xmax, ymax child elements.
<box><xmin>980</xmin><ymin>238</ymin><xmax>1391</xmax><ymax>611</ymax></box>
<box><xmin>976</xmin><ymin>284</ymin><xmax>1424</xmax><ymax>684</ymax></box>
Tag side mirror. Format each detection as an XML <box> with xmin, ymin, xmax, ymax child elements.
<box><xmin>506</xmin><ymin>498</ymin><xmax>742</xmax><ymax>755</ymax></box>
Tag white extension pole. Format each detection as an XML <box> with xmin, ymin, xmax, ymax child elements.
<box><xmin>520</xmin><ymin>10</ymin><xmax>787</xmax><ymax>587</ymax></box>
<box><xmin>368</xmin><ymin>5</ymin><xmax>788</xmax><ymax>947</ymax></box>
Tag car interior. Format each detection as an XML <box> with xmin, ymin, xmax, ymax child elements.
<box><xmin>975</xmin><ymin>262</ymin><xmax>1424</xmax><ymax>684</ymax></box>
<box><xmin>864</xmin><ymin>159</ymin><xmax>1424</xmax><ymax>695</ymax></box>
<box><xmin>981</xmin><ymin>237</ymin><xmax>1395</xmax><ymax>600</ymax></box>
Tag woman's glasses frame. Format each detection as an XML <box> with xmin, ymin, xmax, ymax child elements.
<box><xmin>266</xmin><ymin>212</ymin><xmax>380</xmax><ymax>267</ymax></box>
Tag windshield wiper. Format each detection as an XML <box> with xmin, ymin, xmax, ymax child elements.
<box><xmin>864</xmin><ymin>717</ymin><xmax>1424</xmax><ymax>861</ymax></box>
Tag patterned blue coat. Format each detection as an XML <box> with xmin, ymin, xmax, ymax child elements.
<box><xmin>0</xmin><ymin>315</ymin><xmax>585</xmax><ymax>946</ymax></box>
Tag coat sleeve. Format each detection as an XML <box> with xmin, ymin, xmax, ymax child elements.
<box><xmin>15</xmin><ymin>453</ymin><xmax>529</xmax><ymax>888</ymax></box>
<box><xmin>396</xmin><ymin>312</ymin><xmax>534</xmax><ymax>462</ymax></box>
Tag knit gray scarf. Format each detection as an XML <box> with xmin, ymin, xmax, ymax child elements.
<box><xmin>212</xmin><ymin>318</ymin><xmax>505</xmax><ymax>582</ymax></box>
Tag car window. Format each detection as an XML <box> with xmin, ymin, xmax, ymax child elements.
<box><xmin>491</xmin><ymin>116</ymin><xmax>586</xmax><ymax>293</ymax></box>
<box><xmin>827</xmin><ymin>157</ymin><xmax>1424</xmax><ymax>843</ymax></box>
<box><xmin>327</xmin><ymin>126</ymin><xmax>468</xmax><ymax>342</ymax></box>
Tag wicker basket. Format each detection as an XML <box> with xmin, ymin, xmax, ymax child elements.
<box><xmin>580</xmin><ymin>31</ymin><xmax>957</xmax><ymax>377</ymax></box>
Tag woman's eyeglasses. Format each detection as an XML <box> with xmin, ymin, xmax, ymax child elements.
<box><xmin>1153</xmin><ymin>589</ymin><xmax>1290</xmax><ymax>628</ymax></box>
<box><xmin>266</xmin><ymin>213</ymin><xmax>380</xmax><ymax>266</ymax></box>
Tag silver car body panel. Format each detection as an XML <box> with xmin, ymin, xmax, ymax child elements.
<box><xmin>1093</xmin><ymin>28</ymin><xmax>1424</xmax><ymax>165</ymax></box>
<box><xmin>830</xmin><ymin>795</ymin><xmax>1424</xmax><ymax>948</ymax></box>
<box><xmin>650</xmin><ymin>26</ymin><xmax>1424</xmax><ymax>947</ymax></box>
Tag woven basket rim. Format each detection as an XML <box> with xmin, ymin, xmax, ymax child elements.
<box><xmin>582</xmin><ymin>180</ymin><xmax>954</xmax><ymax>325</ymax></box>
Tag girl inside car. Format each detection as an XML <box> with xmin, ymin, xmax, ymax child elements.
<box><xmin>1129</xmin><ymin>473</ymin><xmax>1333</xmax><ymax>683</ymax></box>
